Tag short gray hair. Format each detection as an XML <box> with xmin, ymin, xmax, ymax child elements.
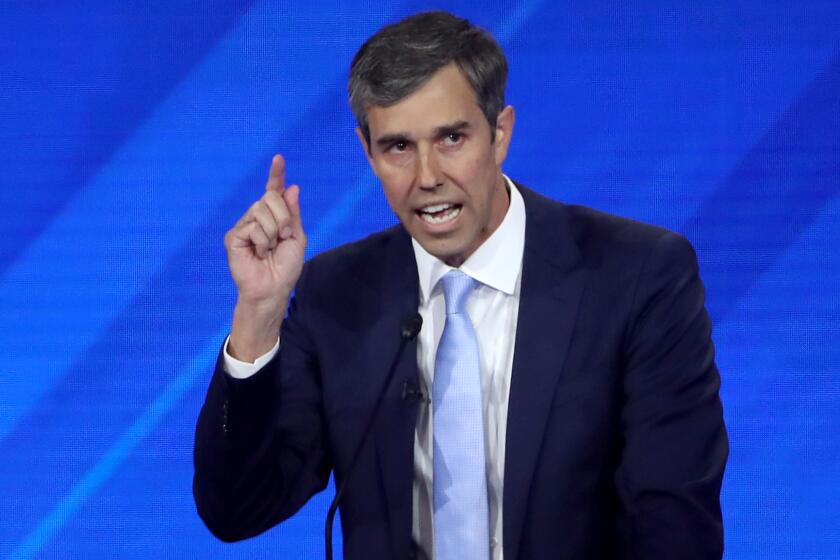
<box><xmin>348</xmin><ymin>11</ymin><xmax>508</xmax><ymax>145</ymax></box>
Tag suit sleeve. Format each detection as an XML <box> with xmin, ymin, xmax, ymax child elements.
<box><xmin>616</xmin><ymin>232</ymin><xmax>728</xmax><ymax>559</ymax></box>
<box><xmin>192</xmin><ymin>265</ymin><xmax>331</xmax><ymax>542</ymax></box>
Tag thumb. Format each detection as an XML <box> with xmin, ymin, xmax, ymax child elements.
<box><xmin>283</xmin><ymin>185</ymin><xmax>305</xmax><ymax>236</ymax></box>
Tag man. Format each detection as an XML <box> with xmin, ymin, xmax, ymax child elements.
<box><xmin>194</xmin><ymin>11</ymin><xmax>728</xmax><ymax>560</ymax></box>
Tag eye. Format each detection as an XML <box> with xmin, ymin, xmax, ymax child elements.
<box><xmin>391</xmin><ymin>141</ymin><xmax>408</xmax><ymax>153</ymax></box>
<box><xmin>442</xmin><ymin>132</ymin><xmax>463</xmax><ymax>146</ymax></box>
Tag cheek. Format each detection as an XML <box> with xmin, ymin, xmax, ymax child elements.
<box><xmin>445</xmin><ymin>157</ymin><xmax>481</xmax><ymax>189</ymax></box>
<box><xmin>457</xmin><ymin>143</ymin><xmax>495</xmax><ymax>178</ymax></box>
<box><xmin>456</xmin><ymin>155</ymin><xmax>496</xmax><ymax>204</ymax></box>
<box><xmin>377</xmin><ymin>173</ymin><xmax>413</xmax><ymax>214</ymax></box>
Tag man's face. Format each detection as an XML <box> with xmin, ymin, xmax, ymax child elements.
<box><xmin>358</xmin><ymin>63</ymin><xmax>514</xmax><ymax>267</ymax></box>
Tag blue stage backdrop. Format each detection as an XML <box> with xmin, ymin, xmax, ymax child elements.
<box><xmin>1</xmin><ymin>2</ymin><xmax>838</xmax><ymax>558</ymax></box>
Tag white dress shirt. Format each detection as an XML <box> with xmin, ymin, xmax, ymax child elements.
<box><xmin>224</xmin><ymin>177</ymin><xmax>526</xmax><ymax>560</ymax></box>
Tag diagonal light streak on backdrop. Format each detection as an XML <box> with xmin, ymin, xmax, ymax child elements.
<box><xmin>6</xmin><ymin>3</ymin><xmax>546</xmax><ymax>557</ymax></box>
<box><xmin>0</xmin><ymin>0</ymin><xmax>387</xmax><ymax>444</ymax></box>
<box><xmin>681</xmin><ymin>53</ymin><xmax>840</xmax><ymax>324</ymax></box>
<box><xmin>505</xmin><ymin>45</ymin><xmax>837</xmax><ymax>232</ymax></box>
<box><xmin>7</xmin><ymin>334</ymin><xmax>225</xmax><ymax>560</ymax></box>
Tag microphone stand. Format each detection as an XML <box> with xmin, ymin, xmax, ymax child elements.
<box><xmin>325</xmin><ymin>314</ymin><xmax>422</xmax><ymax>560</ymax></box>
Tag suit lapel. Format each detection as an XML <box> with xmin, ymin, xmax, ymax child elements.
<box><xmin>363</xmin><ymin>228</ymin><xmax>421</xmax><ymax>560</ymax></box>
<box><xmin>503</xmin><ymin>187</ymin><xmax>586</xmax><ymax>560</ymax></box>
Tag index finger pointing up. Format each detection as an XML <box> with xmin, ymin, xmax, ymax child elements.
<box><xmin>265</xmin><ymin>154</ymin><xmax>286</xmax><ymax>193</ymax></box>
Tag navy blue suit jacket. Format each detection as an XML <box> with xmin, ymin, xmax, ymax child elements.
<box><xmin>194</xmin><ymin>184</ymin><xmax>728</xmax><ymax>559</ymax></box>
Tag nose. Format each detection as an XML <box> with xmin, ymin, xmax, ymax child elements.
<box><xmin>416</xmin><ymin>145</ymin><xmax>443</xmax><ymax>190</ymax></box>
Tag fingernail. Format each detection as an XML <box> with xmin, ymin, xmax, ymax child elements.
<box><xmin>280</xmin><ymin>226</ymin><xmax>292</xmax><ymax>239</ymax></box>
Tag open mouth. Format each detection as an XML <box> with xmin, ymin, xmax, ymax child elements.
<box><xmin>416</xmin><ymin>203</ymin><xmax>462</xmax><ymax>225</ymax></box>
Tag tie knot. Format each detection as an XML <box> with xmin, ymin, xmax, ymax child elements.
<box><xmin>439</xmin><ymin>270</ymin><xmax>477</xmax><ymax>315</ymax></box>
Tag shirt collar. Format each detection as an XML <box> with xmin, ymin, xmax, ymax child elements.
<box><xmin>412</xmin><ymin>175</ymin><xmax>526</xmax><ymax>303</ymax></box>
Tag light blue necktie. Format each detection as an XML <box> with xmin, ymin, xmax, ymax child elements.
<box><xmin>433</xmin><ymin>270</ymin><xmax>490</xmax><ymax>560</ymax></box>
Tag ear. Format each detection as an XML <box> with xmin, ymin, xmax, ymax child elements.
<box><xmin>355</xmin><ymin>127</ymin><xmax>376</xmax><ymax>171</ymax></box>
<box><xmin>493</xmin><ymin>105</ymin><xmax>515</xmax><ymax>166</ymax></box>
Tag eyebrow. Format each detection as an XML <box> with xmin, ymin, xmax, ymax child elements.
<box><xmin>375</xmin><ymin>133</ymin><xmax>411</xmax><ymax>149</ymax></box>
<box><xmin>433</xmin><ymin>120</ymin><xmax>471</xmax><ymax>138</ymax></box>
<box><xmin>374</xmin><ymin>120</ymin><xmax>472</xmax><ymax>149</ymax></box>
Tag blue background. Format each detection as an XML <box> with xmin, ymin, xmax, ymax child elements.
<box><xmin>1</xmin><ymin>1</ymin><xmax>838</xmax><ymax>558</ymax></box>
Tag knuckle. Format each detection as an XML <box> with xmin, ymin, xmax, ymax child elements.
<box><xmin>263</xmin><ymin>225</ymin><xmax>278</xmax><ymax>241</ymax></box>
<box><xmin>252</xmin><ymin>224</ymin><xmax>266</xmax><ymax>240</ymax></box>
<box><xmin>227</xmin><ymin>223</ymin><xmax>244</xmax><ymax>241</ymax></box>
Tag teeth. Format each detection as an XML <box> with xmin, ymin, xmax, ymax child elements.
<box><xmin>419</xmin><ymin>205</ymin><xmax>461</xmax><ymax>224</ymax></box>
<box><xmin>421</xmin><ymin>203</ymin><xmax>453</xmax><ymax>213</ymax></box>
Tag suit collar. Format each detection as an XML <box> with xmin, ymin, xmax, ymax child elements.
<box><xmin>503</xmin><ymin>183</ymin><xmax>587</xmax><ymax>560</ymax></box>
<box><xmin>516</xmin><ymin>182</ymin><xmax>582</xmax><ymax>272</ymax></box>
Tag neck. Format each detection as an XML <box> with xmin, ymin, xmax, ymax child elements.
<box><xmin>443</xmin><ymin>174</ymin><xmax>510</xmax><ymax>268</ymax></box>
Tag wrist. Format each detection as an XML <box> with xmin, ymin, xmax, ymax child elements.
<box><xmin>228</xmin><ymin>296</ymin><xmax>287</xmax><ymax>362</ymax></box>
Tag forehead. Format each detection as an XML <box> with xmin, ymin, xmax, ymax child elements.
<box><xmin>365</xmin><ymin>64</ymin><xmax>485</xmax><ymax>139</ymax></box>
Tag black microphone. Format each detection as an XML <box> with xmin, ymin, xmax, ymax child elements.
<box><xmin>402</xmin><ymin>379</ymin><xmax>430</xmax><ymax>403</ymax></box>
<box><xmin>400</xmin><ymin>313</ymin><xmax>422</xmax><ymax>340</ymax></box>
<box><xmin>325</xmin><ymin>313</ymin><xmax>422</xmax><ymax>560</ymax></box>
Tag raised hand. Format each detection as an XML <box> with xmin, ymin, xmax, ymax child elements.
<box><xmin>225</xmin><ymin>154</ymin><xmax>307</xmax><ymax>361</ymax></box>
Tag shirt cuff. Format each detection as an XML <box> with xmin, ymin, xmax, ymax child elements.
<box><xmin>222</xmin><ymin>335</ymin><xmax>280</xmax><ymax>379</ymax></box>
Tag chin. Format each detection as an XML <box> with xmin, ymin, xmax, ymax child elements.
<box><xmin>425</xmin><ymin>240</ymin><xmax>470</xmax><ymax>266</ymax></box>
